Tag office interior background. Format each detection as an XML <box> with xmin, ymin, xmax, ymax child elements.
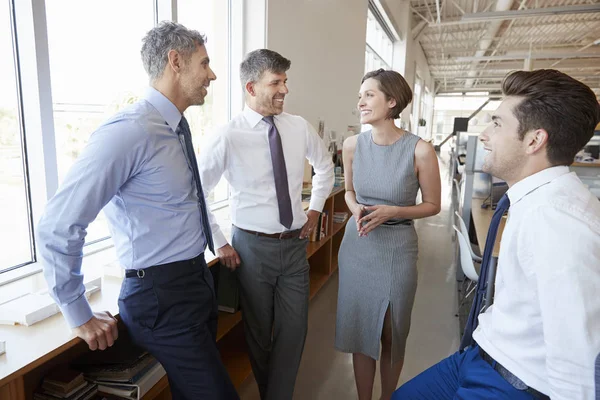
<box><xmin>0</xmin><ymin>0</ymin><xmax>599</xmax><ymax>399</ymax></box>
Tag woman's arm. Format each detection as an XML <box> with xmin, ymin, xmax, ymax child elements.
<box><xmin>342</xmin><ymin>135</ymin><xmax>365</xmax><ymax>233</ymax></box>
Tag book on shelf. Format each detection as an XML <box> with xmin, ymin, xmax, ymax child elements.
<box><xmin>40</xmin><ymin>368</ymin><xmax>86</xmax><ymax>396</ymax></box>
<box><xmin>218</xmin><ymin>263</ymin><xmax>240</xmax><ymax>313</ymax></box>
<box><xmin>70</xmin><ymin>335</ymin><xmax>166</xmax><ymax>400</ymax></box>
<box><xmin>333</xmin><ymin>212</ymin><xmax>349</xmax><ymax>224</ymax></box>
<box><xmin>72</xmin><ymin>337</ymin><xmax>152</xmax><ymax>383</ymax></box>
<box><xmin>95</xmin><ymin>362</ymin><xmax>166</xmax><ymax>400</ymax></box>
<box><xmin>309</xmin><ymin>211</ymin><xmax>328</xmax><ymax>242</ymax></box>
<box><xmin>34</xmin><ymin>381</ymin><xmax>97</xmax><ymax>400</ymax></box>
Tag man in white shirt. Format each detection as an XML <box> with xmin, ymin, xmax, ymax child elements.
<box><xmin>393</xmin><ymin>69</ymin><xmax>600</xmax><ymax>399</ymax></box>
<box><xmin>198</xmin><ymin>49</ymin><xmax>334</xmax><ymax>400</ymax></box>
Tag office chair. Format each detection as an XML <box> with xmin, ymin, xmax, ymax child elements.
<box><xmin>453</xmin><ymin>225</ymin><xmax>480</xmax><ymax>311</ymax></box>
<box><xmin>454</xmin><ymin>211</ymin><xmax>482</xmax><ymax>263</ymax></box>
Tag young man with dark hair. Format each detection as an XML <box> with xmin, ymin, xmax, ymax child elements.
<box><xmin>393</xmin><ymin>69</ymin><xmax>600</xmax><ymax>399</ymax></box>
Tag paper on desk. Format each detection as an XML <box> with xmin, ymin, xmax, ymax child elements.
<box><xmin>0</xmin><ymin>277</ymin><xmax>101</xmax><ymax>326</ymax></box>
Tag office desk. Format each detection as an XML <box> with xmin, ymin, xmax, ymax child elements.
<box><xmin>471</xmin><ymin>198</ymin><xmax>507</xmax><ymax>308</ymax></box>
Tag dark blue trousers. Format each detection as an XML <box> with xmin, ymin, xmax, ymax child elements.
<box><xmin>118</xmin><ymin>254</ymin><xmax>239</xmax><ymax>400</ymax></box>
<box><xmin>393</xmin><ymin>346</ymin><xmax>536</xmax><ymax>400</ymax></box>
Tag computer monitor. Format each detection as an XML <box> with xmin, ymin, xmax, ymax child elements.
<box><xmin>453</xmin><ymin>117</ymin><xmax>469</xmax><ymax>134</ymax></box>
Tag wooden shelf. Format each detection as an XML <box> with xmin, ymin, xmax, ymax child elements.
<box><xmin>217</xmin><ymin>311</ymin><xmax>242</xmax><ymax>342</ymax></box>
<box><xmin>332</xmin><ymin>221</ymin><xmax>346</xmax><ymax>235</ymax></box>
<box><xmin>142</xmin><ymin>375</ymin><xmax>170</xmax><ymax>400</ymax></box>
<box><xmin>1</xmin><ymin>187</ymin><xmax>350</xmax><ymax>399</ymax></box>
<box><xmin>217</xmin><ymin>324</ymin><xmax>252</xmax><ymax>388</ymax></box>
<box><xmin>307</xmin><ymin>236</ymin><xmax>330</xmax><ymax>257</ymax></box>
<box><xmin>309</xmin><ymin>273</ymin><xmax>329</xmax><ymax>299</ymax></box>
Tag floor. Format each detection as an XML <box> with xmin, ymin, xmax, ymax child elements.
<box><xmin>238</xmin><ymin>150</ymin><xmax>460</xmax><ymax>400</ymax></box>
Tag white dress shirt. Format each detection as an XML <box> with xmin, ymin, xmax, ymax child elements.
<box><xmin>473</xmin><ymin>166</ymin><xmax>600</xmax><ymax>399</ymax></box>
<box><xmin>198</xmin><ymin>106</ymin><xmax>334</xmax><ymax>248</ymax></box>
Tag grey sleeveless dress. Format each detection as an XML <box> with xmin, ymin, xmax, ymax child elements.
<box><xmin>335</xmin><ymin>130</ymin><xmax>421</xmax><ymax>363</ymax></box>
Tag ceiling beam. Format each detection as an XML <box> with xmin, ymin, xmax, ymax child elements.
<box><xmin>460</xmin><ymin>4</ymin><xmax>600</xmax><ymax>22</ymax></box>
<box><xmin>424</xmin><ymin>4</ymin><xmax>600</xmax><ymax>26</ymax></box>
<box><xmin>455</xmin><ymin>52</ymin><xmax>600</xmax><ymax>62</ymax></box>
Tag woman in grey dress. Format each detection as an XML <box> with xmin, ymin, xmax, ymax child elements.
<box><xmin>335</xmin><ymin>69</ymin><xmax>441</xmax><ymax>400</ymax></box>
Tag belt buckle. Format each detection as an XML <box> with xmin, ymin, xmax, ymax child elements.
<box><xmin>279</xmin><ymin>231</ymin><xmax>285</xmax><ymax>240</ymax></box>
<box><xmin>137</xmin><ymin>269</ymin><xmax>145</xmax><ymax>279</ymax></box>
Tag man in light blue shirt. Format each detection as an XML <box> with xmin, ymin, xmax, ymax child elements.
<box><xmin>37</xmin><ymin>22</ymin><xmax>238</xmax><ymax>400</ymax></box>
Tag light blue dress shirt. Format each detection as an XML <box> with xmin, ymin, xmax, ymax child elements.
<box><xmin>37</xmin><ymin>87</ymin><xmax>207</xmax><ymax>328</ymax></box>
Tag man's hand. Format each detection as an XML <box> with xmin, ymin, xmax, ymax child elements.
<box><xmin>300</xmin><ymin>210</ymin><xmax>321</xmax><ymax>239</ymax></box>
<box><xmin>74</xmin><ymin>311</ymin><xmax>119</xmax><ymax>351</ymax></box>
<box><xmin>217</xmin><ymin>244</ymin><xmax>241</xmax><ymax>270</ymax></box>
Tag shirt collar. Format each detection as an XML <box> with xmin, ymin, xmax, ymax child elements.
<box><xmin>243</xmin><ymin>105</ymin><xmax>279</xmax><ymax>129</ymax></box>
<box><xmin>507</xmin><ymin>166</ymin><xmax>570</xmax><ymax>205</ymax></box>
<box><xmin>144</xmin><ymin>87</ymin><xmax>182</xmax><ymax>133</ymax></box>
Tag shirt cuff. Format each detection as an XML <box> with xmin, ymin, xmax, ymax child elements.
<box><xmin>309</xmin><ymin>195</ymin><xmax>327</xmax><ymax>213</ymax></box>
<box><xmin>212</xmin><ymin>229</ymin><xmax>229</xmax><ymax>250</ymax></box>
<box><xmin>60</xmin><ymin>294</ymin><xmax>94</xmax><ymax>328</ymax></box>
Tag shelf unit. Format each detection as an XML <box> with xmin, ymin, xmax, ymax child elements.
<box><xmin>2</xmin><ymin>188</ymin><xmax>349</xmax><ymax>400</ymax></box>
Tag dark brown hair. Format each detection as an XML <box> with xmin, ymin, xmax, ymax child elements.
<box><xmin>362</xmin><ymin>69</ymin><xmax>412</xmax><ymax>120</ymax></box>
<box><xmin>502</xmin><ymin>69</ymin><xmax>600</xmax><ymax>166</ymax></box>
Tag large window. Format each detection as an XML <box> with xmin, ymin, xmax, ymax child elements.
<box><xmin>0</xmin><ymin>0</ymin><xmax>32</xmax><ymax>271</ymax></box>
<box><xmin>365</xmin><ymin>8</ymin><xmax>394</xmax><ymax>72</ymax></box>
<box><xmin>45</xmin><ymin>0</ymin><xmax>155</xmax><ymax>245</ymax></box>
<box><xmin>178</xmin><ymin>0</ymin><xmax>230</xmax><ymax>206</ymax></box>
<box><xmin>432</xmin><ymin>94</ymin><xmax>501</xmax><ymax>144</ymax></box>
<box><xmin>1</xmin><ymin>0</ymin><xmax>241</xmax><ymax>275</ymax></box>
<box><xmin>363</xmin><ymin>3</ymin><xmax>396</xmax><ymax>132</ymax></box>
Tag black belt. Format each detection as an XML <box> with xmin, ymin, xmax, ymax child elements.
<box><xmin>125</xmin><ymin>253</ymin><xmax>204</xmax><ymax>279</ymax></box>
<box><xmin>479</xmin><ymin>347</ymin><xmax>550</xmax><ymax>400</ymax></box>
<box><xmin>382</xmin><ymin>219</ymin><xmax>412</xmax><ymax>226</ymax></box>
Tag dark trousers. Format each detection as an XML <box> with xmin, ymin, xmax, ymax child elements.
<box><xmin>392</xmin><ymin>346</ymin><xmax>537</xmax><ymax>400</ymax></box>
<box><xmin>232</xmin><ymin>227</ymin><xmax>310</xmax><ymax>400</ymax></box>
<box><xmin>118</xmin><ymin>254</ymin><xmax>239</xmax><ymax>400</ymax></box>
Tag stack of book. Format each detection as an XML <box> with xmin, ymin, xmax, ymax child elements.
<box><xmin>333</xmin><ymin>212</ymin><xmax>349</xmax><ymax>224</ymax></box>
<box><xmin>34</xmin><ymin>368</ymin><xmax>97</xmax><ymax>400</ymax></box>
<box><xmin>309</xmin><ymin>211</ymin><xmax>328</xmax><ymax>242</ymax></box>
<box><xmin>71</xmin><ymin>338</ymin><xmax>166</xmax><ymax>400</ymax></box>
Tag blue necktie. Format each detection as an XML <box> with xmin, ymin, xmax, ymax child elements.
<box><xmin>460</xmin><ymin>193</ymin><xmax>510</xmax><ymax>350</ymax></box>
<box><xmin>177</xmin><ymin>117</ymin><xmax>214</xmax><ymax>254</ymax></box>
<box><xmin>263</xmin><ymin>116</ymin><xmax>293</xmax><ymax>229</ymax></box>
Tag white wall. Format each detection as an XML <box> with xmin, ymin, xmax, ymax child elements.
<box><xmin>265</xmin><ymin>0</ymin><xmax>369</xmax><ymax>143</ymax></box>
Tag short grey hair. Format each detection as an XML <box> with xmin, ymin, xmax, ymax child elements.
<box><xmin>141</xmin><ymin>21</ymin><xmax>206</xmax><ymax>82</ymax></box>
<box><xmin>240</xmin><ymin>49</ymin><xmax>291</xmax><ymax>86</ymax></box>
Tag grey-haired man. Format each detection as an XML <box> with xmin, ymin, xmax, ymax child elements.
<box><xmin>37</xmin><ymin>22</ymin><xmax>238</xmax><ymax>400</ymax></box>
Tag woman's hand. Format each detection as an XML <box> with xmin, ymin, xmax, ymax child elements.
<box><xmin>357</xmin><ymin>205</ymin><xmax>399</xmax><ymax>236</ymax></box>
<box><xmin>351</xmin><ymin>203</ymin><xmax>366</xmax><ymax>235</ymax></box>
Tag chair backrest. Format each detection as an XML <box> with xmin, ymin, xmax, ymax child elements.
<box><xmin>453</xmin><ymin>225</ymin><xmax>479</xmax><ymax>282</ymax></box>
<box><xmin>454</xmin><ymin>211</ymin><xmax>482</xmax><ymax>262</ymax></box>
<box><xmin>454</xmin><ymin>211</ymin><xmax>469</xmax><ymax>241</ymax></box>
<box><xmin>452</xmin><ymin>178</ymin><xmax>461</xmax><ymax>215</ymax></box>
